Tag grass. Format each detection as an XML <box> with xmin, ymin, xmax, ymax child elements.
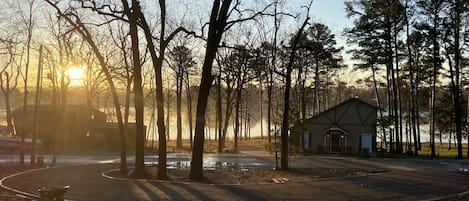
<box><xmin>378</xmin><ymin>143</ymin><xmax>469</xmax><ymax>159</ymax></box>
<box><xmin>419</xmin><ymin>143</ymin><xmax>468</xmax><ymax>158</ymax></box>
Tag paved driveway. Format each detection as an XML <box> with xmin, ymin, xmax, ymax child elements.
<box><xmin>2</xmin><ymin>153</ymin><xmax>469</xmax><ymax>201</ymax></box>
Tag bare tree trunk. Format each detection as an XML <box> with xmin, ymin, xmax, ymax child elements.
<box><xmin>137</xmin><ymin>1</ymin><xmax>171</xmax><ymax>178</ymax></box>
<box><xmin>416</xmin><ymin>59</ymin><xmax>421</xmax><ymax>150</ymax></box>
<box><xmin>280</xmin><ymin>16</ymin><xmax>309</xmax><ymax>170</ymax></box>
<box><xmin>20</xmin><ymin>0</ymin><xmax>35</xmax><ymax>168</ymax></box>
<box><xmin>404</xmin><ymin>0</ymin><xmax>418</xmax><ymax>155</ymax></box>
<box><xmin>190</xmin><ymin>0</ymin><xmax>232</xmax><ymax>180</ymax></box>
<box><xmin>125</xmin><ymin>0</ymin><xmax>146</xmax><ymax>178</ymax></box>
<box><xmin>385</xmin><ymin>25</ymin><xmax>395</xmax><ymax>153</ymax></box>
<box><xmin>248</xmin><ymin>88</ymin><xmax>252</xmax><ymax>139</ymax></box>
<box><xmin>448</xmin><ymin>128</ymin><xmax>452</xmax><ymax>150</ymax></box>
<box><xmin>233</xmin><ymin>84</ymin><xmax>242</xmax><ymax>152</ymax></box>
<box><xmin>0</xmin><ymin>68</ymin><xmax>17</xmax><ymax>138</ymax></box>
<box><xmin>4</xmin><ymin>93</ymin><xmax>12</xmax><ymax>136</ymax></box>
<box><xmin>124</xmin><ymin>73</ymin><xmax>131</xmax><ymax>153</ymax></box>
<box><xmin>166</xmin><ymin>81</ymin><xmax>170</xmax><ymax>141</ymax></box>
<box><xmin>430</xmin><ymin>23</ymin><xmax>437</xmax><ymax>158</ymax></box>
<box><xmin>176</xmin><ymin>74</ymin><xmax>183</xmax><ymax>148</ymax></box>
<box><xmin>452</xmin><ymin>0</ymin><xmax>463</xmax><ymax>159</ymax></box>
<box><xmin>372</xmin><ymin>64</ymin><xmax>386</xmax><ymax>149</ymax></box>
<box><xmin>395</xmin><ymin>22</ymin><xmax>403</xmax><ymax>154</ymax></box>
<box><xmin>268</xmin><ymin>0</ymin><xmax>280</xmax><ymax>144</ymax></box>
<box><xmin>267</xmin><ymin>83</ymin><xmax>273</xmax><ymax>143</ymax></box>
<box><xmin>31</xmin><ymin>46</ymin><xmax>43</xmax><ymax>166</ymax></box>
<box><xmin>185</xmin><ymin>75</ymin><xmax>193</xmax><ymax>148</ymax></box>
<box><xmin>221</xmin><ymin>89</ymin><xmax>234</xmax><ymax>152</ymax></box>
<box><xmin>260</xmin><ymin>79</ymin><xmax>263</xmax><ymax>139</ymax></box>
<box><xmin>313</xmin><ymin>58</ymin><xmax>320</xmax><ymax>115</ymax></box>
<box><xmin>217</xmin><ymin>70</ymin><xmax>223</xmax><ymax>153</ymax></box>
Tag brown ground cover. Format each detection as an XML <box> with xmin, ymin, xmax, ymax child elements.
<box><xmin>108</xmin><ymin>166</ymin><xmax>383</xmax><ymax>185</ymax></box>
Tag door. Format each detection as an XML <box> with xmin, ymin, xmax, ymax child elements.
<box><xmin>331</xmin><ymin>134</ymin><xmax>340</xmax><ymax>152</ymax></box>
<box><xmin>303</xmin><ymin>132</ymin><xmax>310</xmax><ymax>150</ymax></box>
<box><xmin>360</xmin><ymin>134</ymin><xmax>372</xmax><ymax>153</ymax></box>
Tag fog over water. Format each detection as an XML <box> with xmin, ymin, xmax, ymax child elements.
<box><xmin>1</xmin><ymin>108</ymin><xmax>467</xmax><ymax>144</ymax></box>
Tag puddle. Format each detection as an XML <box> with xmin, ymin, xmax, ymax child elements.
<box><xmin>156</xmin><ymin>160</ymin><xmax>253</xmax><ymax>171</ymax></box>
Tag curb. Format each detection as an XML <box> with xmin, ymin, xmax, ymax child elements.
<box><xmin>101</xmin><ymin>167</ymin><xmax>391</xmax><ymax>186</ymax></box>
<box><xmin>0</xmin><ymin>168</ymin><xmax>45</xmax><ymax>200</ymax></box>
<box><xmin>0</xmin><ymin>165</ymin><xmax>76</xmax><ymax>201</ymax></box>
<box><xmin>425</xmin><ymin>190</ymin><xmax>469</xmax><ymax>201</ymax></box>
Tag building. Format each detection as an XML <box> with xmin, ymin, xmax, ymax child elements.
<box><xmin>93</xmin><ymin>123</ymin><xmax>142</xmax><ymax>151</ymax></box>
<box><xmin>291</xmin><ymin>97</ymin><xmax>381</xmax><ymax>155</ymax></box>
<box><xmin>13</xmin><ymin>105</ymin><xmax>106</xmax><ymax>151</ymax></box>
<box><xmin>12</xmin><ymin>105</ymin><xmax>137</xmax><ymax>152</ymax></box>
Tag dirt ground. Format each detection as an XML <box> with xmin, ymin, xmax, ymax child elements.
<box><xmin>109</xmin><ymin>165</ymin><xmax>386</xmax><ymax>185</ymax></box>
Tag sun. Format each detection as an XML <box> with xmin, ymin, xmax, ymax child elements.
<box><xmin>67</xmin><ymin>66</ymin><xmax>85</xmax><ymax>86</ymax></box>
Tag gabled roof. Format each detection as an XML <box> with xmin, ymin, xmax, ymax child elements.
<box><xmin>304</xmin><ymin>97</ymin><xmax>382</xmax><ymax>123</ymax></box>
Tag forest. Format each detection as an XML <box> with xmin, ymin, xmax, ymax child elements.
<box><xmin>0</xmin><ymin>0</ymin><xmax>468</xmax><ymax>180</ymax></box>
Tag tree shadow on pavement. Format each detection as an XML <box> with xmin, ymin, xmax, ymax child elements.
<box><xmin>171</xmin><ymin>182</ymin><xmax>216</xmax><ymax>201</ymax></box>
<box><xmin>137</xmin><ymin>181</ymin><xmax>270</xmax><ymax>201</ymax></box>
<box><xmin>215</xmin><ymin>185</ymin><xmax>269</xmax><ymax>201</ymax></box>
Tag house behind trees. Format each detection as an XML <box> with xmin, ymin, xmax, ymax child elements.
<box><xmin>13</xmin><ymin>105</ymin><xmax>137</xmax><ymax>152</ymax></box>
<box><xmin>291</xmin><ymin>97</ymin><xmax>380</xmax><ymax>155</ymax></box>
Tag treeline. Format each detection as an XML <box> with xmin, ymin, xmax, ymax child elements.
<box><xmin>0</xmin><ymin>0</ymin><xmax>468</xmax><ymax>180</ymax></box>
<box><xmin>345</xmin><ymin>0</ymin><xmax>469</xmax><ymax>158</ymax></box>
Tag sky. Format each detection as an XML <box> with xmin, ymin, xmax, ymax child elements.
<box><xmin>308</xmin><ymin>0</ymin><xmax>361</xmax><ymax>84</ymax></box>
<box><xmin>310</xmin><ymin>0</ymin><xmax>353</xmax><ymax>36</ymax></box>
<box><xmin>284</xmin><ymin>0</ymin><xmax>353</xmax><ymax>42</ymax></box>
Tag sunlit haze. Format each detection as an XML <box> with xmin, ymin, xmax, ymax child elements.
<box><xmin>67</xmin><ymin>66</ymin><xmax>85</xmax><ymax>86</ymax></box>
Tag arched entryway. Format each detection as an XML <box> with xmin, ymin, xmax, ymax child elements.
<box><xmin>323</xmin><ymin>126</ymin><xmax>349</xmax><ymax>153</ymax></box>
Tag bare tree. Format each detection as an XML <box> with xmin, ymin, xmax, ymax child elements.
<box><xmin>108</xmin><ymin>21</ymin><xmax>133</xmax><ymax>149</ymax></box>
<box><xmin>231</xmin><ymin>46</ymin><xmax>254</xmax><ymax>152</ymax></box>
<box><xmin>43</xmin><ymin>0</ymin><xmax>128</xmax><ymax>174</ymax></box>
<box><xmin>190</xmin><ymin>0</ymin><xmax>234</xmax><ymax>180</ymax></box>
<box><xmin>0</xmin><ymin>38</ymin><xmax>21</xmax><ymax>136</ymax></box>
<box><xmin>190</xmin><ymin>0</ymin><xmax>273</xmax><ymax>179</ymax></box>
<box><xmin>185</xmin><ymin>61</ymin><xmax>196</xmax><ymax>149</ymax></box>
<box><xmin>215</xmin><ymin>50</ymin><xmax>237</xmax><ymax>153</ymax></box>
<box><xmin>120</xmin><ymin>0</ymin><xmax>147</xmax><ymax>178</ymax></box>
<box><xmin>74</xmin><ymin>0</ymin><xmax>190</xmax><ymax>179</ymax></box>
<box><xmin>279</xmin><ymin>1</ymin><xmax>312</xmax><ymax>170</ymax></box>
<box><xmin>11</xmin><ymin>0</ymin><xmax>36</xmax><ymax>168</ymax></box>
<box><xmin>135</xmin><ymin>0</ymin><xmax>191</xmax><ymax>179</ymax></box>
<box><xmin>163</xmin><ymin>75</ymin><xmax>174</xmax><ymax>142</ymax></box>
<box><xmin>168</xmin><ymin>45</ymin><xmax>196</xmax><ymax>149</ymax></box>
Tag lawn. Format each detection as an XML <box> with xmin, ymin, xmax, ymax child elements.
<box><xmin>418</xmin><ymin>143</ymin><xmax>468</xmax><ymax>158</ymax></box>
<box><xmin>377</xmin><ymin>142</ymin><xmax>469</xmax><ymax>158</ymax></box>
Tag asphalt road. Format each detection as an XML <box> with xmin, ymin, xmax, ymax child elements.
<box><xmin>2</xmin><ymin>152</ymin><xmax>469</xmax><ymax>201</ymax></box>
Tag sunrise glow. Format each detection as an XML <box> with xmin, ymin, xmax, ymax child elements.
<box><xmin>67</xmin><ymin>66</ymin><xmax>85</xmax><ymax>86</ymax></box>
